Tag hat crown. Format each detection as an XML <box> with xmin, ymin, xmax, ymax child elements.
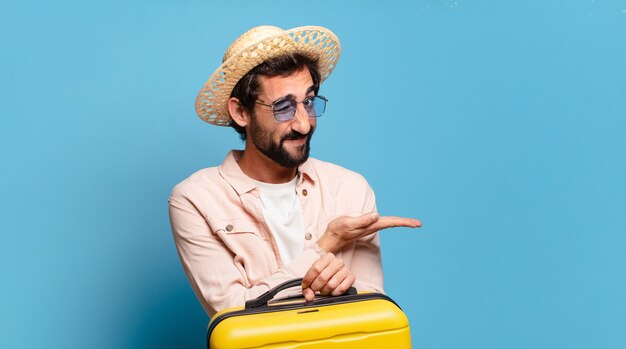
<box><xmin>223</xmin><ymin>25</ymin><xmax>284</xmax><ymax>63</ymax></box>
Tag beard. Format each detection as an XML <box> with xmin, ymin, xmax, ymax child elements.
<box><xmin>248</xmin><ymin>114</ymin><xmax>314</xmax><ymax>168</ymax></box>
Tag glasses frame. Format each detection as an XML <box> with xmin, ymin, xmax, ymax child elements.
<box><xmin>255</xmin><ymin>95</ymin><xmax>328</xmax><ymax>122</ymax></box>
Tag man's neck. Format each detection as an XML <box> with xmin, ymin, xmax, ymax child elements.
<box><xmin>236</xmin><ymin>147</ymin><xmax>298</xmax><ymax>184</ymax></box>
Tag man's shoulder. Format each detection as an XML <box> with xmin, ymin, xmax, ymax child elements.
<box><xmin>305</xmin><ymin>158</ymin><xmax>377</xmax><ymax>210</ymax></box>
<box><xmin>306</xmin><ymin>157</ymin><xmax>370</xmax><ymax>188</ymax></box>
<box><xmin>170</xmin><ymin>166</ymin><xmax>222</xmax><ymax>198</ymax></box>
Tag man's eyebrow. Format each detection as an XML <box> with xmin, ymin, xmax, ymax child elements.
<box><xmin>274</xmin><ymin>86</ymin><xmax>316</xmax><ymax>101</ymax></box>
<box><xmin>279</xmin><ymin>93</ymin><xmax>296</xmax><ymax>101</ymax></box>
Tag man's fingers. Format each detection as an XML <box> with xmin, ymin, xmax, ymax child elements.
<box><xmin>346</xmin><ymin>214</ymin><xmax>420</xmax><ymax>232</ymax></box>
<box><xmin>372</xmin><ymin>216</ymin><xmax>422</xmax><ymax>230</ymax></box>
<box><xmin>309</xmin><ymin>257</ymin><xmax>344</xmax><ymax>292</ymax></box>
<box><xmin>331</xmin><ymin>273</ymin><xmax>356</xmax><ymax>296</ymax></box>
<box><xmin>303</xmin><ymin>287</ymin><xmax>315</xmax><ymax>302</ymax></box>
<box><xmin>320</xmin><ymin>266</ymin><xmax>350</xmax><ymax>295</ymax></box>
<box><xmin>302</xmin><ymin>253</ymin><xmax>334</xmax><ymax>289</ymax></box>
<box><xmin>339</xmin><ymin>212</ymin><xmax>379</xmax><ymax>230</ymax></box>
<box><xmin>344</xmin><ymin>216</ymin><xmax>422</xmax><ymax>241</ymax></box>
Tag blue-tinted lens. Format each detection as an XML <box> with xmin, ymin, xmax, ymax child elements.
<box><xmin>273</xmin><ymin>99</ymin><xmax>296</xmax><ymax>121</ymax></box>
<box><xmin>312</xmin><ymin>96</ymin><xmax>326</xmax><ymax>117</ymax></box>
<box><xmin>271</xmin><ymin>96</ymin><xmax>327</xmax><ymax>121</ymax></box>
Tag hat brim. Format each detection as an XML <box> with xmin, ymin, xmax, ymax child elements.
<box><xmin>195</xmin><ymin>26</ymin><xmax>341</xmax><ymax>126</ymax></box>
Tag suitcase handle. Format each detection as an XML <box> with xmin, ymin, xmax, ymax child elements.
<box><xmin>245</xmin><ymin>278</ymin><xmax>357</xmax><ymax>309</ymax></box>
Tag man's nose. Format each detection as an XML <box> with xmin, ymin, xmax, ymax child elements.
<box><xmin>291</xmin><ymin>104</ymin><xmax>311</xmax><ymax>134</ymax></box>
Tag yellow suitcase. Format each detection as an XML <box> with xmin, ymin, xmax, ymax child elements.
<box><xmin>207</xmin><ymin>278</ymin><xmax>411</xmax><ymax>348</ymax></box>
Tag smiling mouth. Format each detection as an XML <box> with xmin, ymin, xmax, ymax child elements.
<box><xmin>282</xmin><ymin>132</ymin><xmax>309</xmax><ymax>144</ymax></box>
<box><xmin>284</xmin><ymin>137</ymin><xmax>307</xmax><ymax>146</ymax></box>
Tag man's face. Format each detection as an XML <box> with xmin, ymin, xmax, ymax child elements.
<box><xmin>247</xmin><ymin>68</ymin><xmax>317</xmax><ymax>168</ymax></box>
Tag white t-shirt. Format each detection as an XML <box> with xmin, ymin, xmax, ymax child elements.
<box><xmin>252</xmin><ymin>176</ymin><xmax>305</xmax><ymax>264</ymax></box>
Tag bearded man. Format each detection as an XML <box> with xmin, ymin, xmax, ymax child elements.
<box><xmin>169</xmin><ymin>25</ymin><xmax>421</xmax><ymax>317</ymax></box>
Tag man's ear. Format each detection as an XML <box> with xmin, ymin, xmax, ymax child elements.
<box><xmin>228</xmin><ymin>97</ymin><xmax>249</xmax><ymax>128</ymax></box>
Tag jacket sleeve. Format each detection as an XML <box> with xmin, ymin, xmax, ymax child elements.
<box><xmin>169</xmin><ymin>187</ymin><xmax>321</xmax><ymax>318</ymax></box>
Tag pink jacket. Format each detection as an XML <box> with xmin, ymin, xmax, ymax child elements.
<box><xmin>169</xmin><ymin>150</ymin><xmax>383</xmax><ymax>317</ymax></box>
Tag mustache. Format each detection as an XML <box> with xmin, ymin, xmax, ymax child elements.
<box><xmin>282</xmin><ymin>130</ymin><xmax>311</xmax><ymax>141</ymax></box>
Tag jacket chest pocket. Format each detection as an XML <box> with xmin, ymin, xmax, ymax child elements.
<box><xmin>208</xmin><ymin>218</ymin><xmax>266</xmax><ymax>240</ymax></box>
<box><xmin>207</xmin><ymin>217</ymin><xmax>275</xmax><ymax>280</ymax></box>
<box><xmin>206</xmin><ymin>217</ymin><xmax>269</xmax><ymax>256</ymax></box>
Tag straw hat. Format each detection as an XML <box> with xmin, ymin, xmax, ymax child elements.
<box><xmin>195</xmin><ymin>25</ymin><xmax>341</xmax><ymax>126</ymax></box>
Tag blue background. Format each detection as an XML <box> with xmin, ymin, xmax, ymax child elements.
<box><xmin>1</xmin><ymin>0</ymin><xmax>625</xmax><ymax>348</ymax></box>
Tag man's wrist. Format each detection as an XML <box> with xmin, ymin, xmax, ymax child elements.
<box><xmin>313</xmin><ymin>242</ymin><xmax>327</xmax><ymax>257</ymax></box>
<box><xmin>317</xmin><ymin>231</ymin><xmax>342</xmax><ymax>255</ymax></box>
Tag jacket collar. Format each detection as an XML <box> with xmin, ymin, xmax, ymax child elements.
<box><xmin>218</xmin><ymin>150</ymin><xmax>318</xmax><ymax>196</ymax></box>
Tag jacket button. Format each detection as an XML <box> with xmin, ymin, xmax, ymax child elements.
<box><xmin>302</xmin><ymin>189</ymin><xmax>308</xmax><ymax>196</ymax></box>
<box><xmin>225</xmin><ymin>224</ymin><xmax>233</xmax><ymax>232</ymax></box>
<box><xmin>305</xmin><ymin>233</ymin><xmax>312</xmax><ymax>240</ymax></box>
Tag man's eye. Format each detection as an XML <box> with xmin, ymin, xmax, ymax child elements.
<box><xmin>274</xmin><ymin>100</ymin><xmax>293</xmax><ymax>112</ymax></box>
<box><xmin>303</xmin><ymin>98</ymin><xmax>314</xmax><ymax>107</ymax></box>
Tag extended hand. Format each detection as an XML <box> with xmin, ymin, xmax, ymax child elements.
<box><xmin>318</xmin><ymin>212</ymin><xmax>422</xmax><ymax>254</ymax></box>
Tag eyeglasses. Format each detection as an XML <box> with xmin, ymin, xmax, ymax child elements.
<box><xmin>255</xmin><ymin>95</ymin><xmax>328</xmax><ymax>122</ymax></box>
